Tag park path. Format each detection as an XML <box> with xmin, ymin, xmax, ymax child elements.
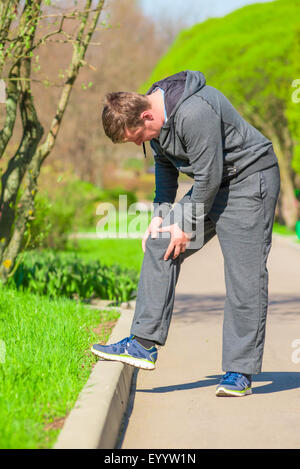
<box><xmin>119</xmin><ymin>234</ymin><xmax>300</xmax><ymax>449</ymax></box>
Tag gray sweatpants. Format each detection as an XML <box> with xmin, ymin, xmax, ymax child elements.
<box><xmin>130</xmin><ymin>164</ymin><xmax>281</xmax><ymax>375</ymax></box>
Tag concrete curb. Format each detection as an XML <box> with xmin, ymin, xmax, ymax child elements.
<box><xmin>54</xmin><ymin>302</ymin><xmax>136</xmax><ymax>449</ymax></box>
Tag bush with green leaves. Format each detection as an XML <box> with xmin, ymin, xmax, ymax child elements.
<box><xmin>101</xmin><ymin>187</ymin><xmax>138</xmax><ymax>208</ymax></box>
<box><xmin>25</xmin><ymin>180</ymin><xmax>138</xmax><ymax>250</ymax></box>
<box><xmin>8</xmin><ymin>251</ymin><xmax>139</xmax><ymax>302</ymax></box>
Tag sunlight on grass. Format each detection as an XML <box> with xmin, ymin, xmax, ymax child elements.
<box><xmin>0</xmin><ymin>287</ymin><xmax>119</xmax><ymax>449</ymax></box>
<box><xmin>66</xmin><ymin>238</ymin><xmax>144</xmax><ymax>272</ymax></box>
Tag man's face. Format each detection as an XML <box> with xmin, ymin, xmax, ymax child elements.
<box><xmin>123</xmin><ymin>125</ymin><xmax>154</xmax><ymax>146</ymax></box>
<box><xmin>123</xmin><ymin>111</ymin><xmax>163</xmax><ymax>146</ymax></box>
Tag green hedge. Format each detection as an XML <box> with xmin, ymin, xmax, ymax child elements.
<box><xmin>26</xmin><ymin>181</ymin><xmax>138</xmax><ymax>251</ymax></box>
<box><xmin>8</xmin><ymin>251</ymin><xmax>139</xmax><ymax>303</ymax></box>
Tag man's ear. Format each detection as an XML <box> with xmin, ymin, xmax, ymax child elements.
<box><xmin>141</xmin><ymin>110</ymin><xmax>154</xmax><ymax>121</ymax></box>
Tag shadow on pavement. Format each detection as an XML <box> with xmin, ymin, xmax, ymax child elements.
<box><xmin>137</xmin><ymin>376</ymin><xmax>220</xmax><ymax>394</ymax></box>
<box><xmin>137</xmin><ymin>372</ymin><xmax>300</xmax><ymax>395</ymax></box>
<box><xmin>252</xmin><ymin>372</ymin><xmax>300</xmax><ymax>394</ymax></box>
<box><xmin>173</xmin><ymin>293</ymin><xmax>300</xmax><ymax>323</ymax></box>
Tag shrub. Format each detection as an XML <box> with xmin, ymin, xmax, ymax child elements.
<box><xmin>7</xmin><ymin>251</ymin><xmax>139</xmax><ymax>303</ymax></box>
<box><xmin>25</xmin><ymin>180</ymin><xmax>138</xmax><ymax>250</ymax></box>
<box><xmin>101</xmin><ymin>187</ymin><xmax>138</xmax><ymax>208</ymax></box>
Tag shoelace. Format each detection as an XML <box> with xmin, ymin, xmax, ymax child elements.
<box><xmin>118</xmin><ymin>336</ymin><xmax>133</xmax><ymax>348</ymax></box>
<box><xmin>222</xmin><ymin>372</ymin><xmax>247</xmax><ymax>384</ymax></box>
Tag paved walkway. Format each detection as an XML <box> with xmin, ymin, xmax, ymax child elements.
<box><xmin>120</xmin><ymin>235</ymin><xmax>300</xmax><ymax>449</ymax></box>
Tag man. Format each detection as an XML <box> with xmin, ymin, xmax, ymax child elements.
<box><xmin>91</xmin><ymin>70</ymin><xmax>280</xmax><ymax>397</ymax></box>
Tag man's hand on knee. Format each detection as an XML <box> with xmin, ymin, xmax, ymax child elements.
<box><xmin>142</xmin><ymin>216</ymin><xmax>164</xmax><ymax>252</ymax></box>
<box><xmin>155</xmin><ymin>223</ymin><xmax>192</xmax><ymax>260</ymax></box>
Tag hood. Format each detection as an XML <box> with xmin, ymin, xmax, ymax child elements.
<box><xmin>147</xmin><ymin>70</ymin><xmax>206</xmax><ymax>150</ymax></box>
<box><xmin>147</xmin><ymin>70</ymin><xmax>206</xmax><ymax>120</ymax></box>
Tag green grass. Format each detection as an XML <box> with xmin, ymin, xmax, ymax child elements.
<box><xmin>0</xmin><ymin>286</ymin><xmax>119</xmax><ymax>449</ymax></box>
<box><xmin>78</xmin><ymin>210</ymin><xmax>152</xmax><ymax>235</ymax></box>
<box><xmin>273</xmin><ymin>222</ymin><xmax>297</xmax><ymax>237</ymax></box>
<box><xmin>273</xmin><ymin>222</ymin><xmax>300</xmax><ymax>242</ymax></box>
<box><xmin>0</xmin><ymin>237</ymin><xmax>141</xmax><ymax>448</ymax></box>
<box><xmin>65</xmin><ymin>238</ymin><xmax>144</xmax><ymax>272</ymax></box>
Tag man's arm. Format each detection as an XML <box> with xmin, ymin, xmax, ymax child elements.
<box><xmin>156</xmin><ymin>101</ymin><xmax>224</xmax><ymax>260</ymax></box>
<box><xmin>173</xmin><ymin>100</ymin><xmax>224</xmax><ymax>234</ymax></box>
<box><xmin>141</xmin><ymin>143</ymin><xmax>179</xmax><ymax>253</ymax></box>
<box><xmin>151</xmin><ymin>141</ymin><xmax>179</xmax><ymax>219</ymax></box>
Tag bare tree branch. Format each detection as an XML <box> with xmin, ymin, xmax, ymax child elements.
<box><xmin>0</xmin><ymin>0</ymin><xmax>106</xmax><ymax>281</ymax></box>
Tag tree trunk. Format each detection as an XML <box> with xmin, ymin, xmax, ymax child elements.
<box><xmin>242</xmin><ymin>106</ymin><xmax>299</xmax><ymax>229</ymax></box>
<box><xmin>0</xmin><ymin>0</ymin><xmax>106</xmax><ymax>282</ymax></box>
<box><xmin>271</xmin><ymin>135</ymin><xmax>299</xmax><ymax>229</ymax></box>
<box><xmin>257</xmin><ymin>134</ymin><xmax>298</xmax><ymax>229</ymax></box>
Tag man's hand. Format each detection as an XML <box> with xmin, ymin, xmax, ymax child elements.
<box><xmin>142</xmin><ymin>216</ymin><xmax>164</xmax><ymax>252</ymax></box>
<box><xmin>155</xmin><ymin>223</ymin><xmax>192</xmax><ymax>260</ymax></box>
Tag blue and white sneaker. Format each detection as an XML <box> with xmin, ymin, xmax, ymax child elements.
<box><xmin>216</xmin><ymin>372</ymin><xmax>252</xmax><ymax>397</ymax></box>
<box><xmin>91</xmin><ymin>335</ymin><xmax>157</xmax><ymax>370</ymax></box>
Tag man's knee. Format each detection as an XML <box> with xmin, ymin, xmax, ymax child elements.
<box><xmin>145</xmin><ymin>232</ymin><xmax>172</xmax><ymax>249</ymax></box>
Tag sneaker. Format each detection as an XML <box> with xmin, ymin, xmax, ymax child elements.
<box><xmin>91</xmin><ymin>335</ymin><xmax>157</xmax><ymax>370</ymax></box>
<box><xmin>216</xmin><ymin>372</ymin><xmax>252</xmax><ymax>397</ymax></box>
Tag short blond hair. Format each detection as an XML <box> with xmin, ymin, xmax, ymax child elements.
<box><xmin>102</xmin><ymin>92</ymin><xmax>150</xmax><ymax>143</ymax></box>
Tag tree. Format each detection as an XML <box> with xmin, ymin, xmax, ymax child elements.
<box><xmin>0</xmin><ymin>0</ymin><xmax>105</xmax><ymax>282</ymax></box>
<box><xmin>7</xmin><ymin>0</ymin><xmax>164</xmax><ymax>190</ymax></box>
<box><xmin>46</xmin><ymin>0</ymin><xmax>163</xmax><ymax>186</ymax></box>
<box><xmin>142</xmin><ymin>0</ymin><xmax>300</xmax><ymax>228</ymax></box>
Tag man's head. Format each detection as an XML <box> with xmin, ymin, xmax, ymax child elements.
<box><xmin>102</xmin><ymin>91</ymin><xmax>164</xmax><ymax>146</ymax></box>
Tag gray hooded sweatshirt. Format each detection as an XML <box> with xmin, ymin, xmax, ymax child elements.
<box><xmin>147</xmin><ymin>70</ymin><xmax>278</xmax><ymax>232</ymax></box>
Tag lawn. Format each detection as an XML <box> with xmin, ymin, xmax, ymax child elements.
<box><xmin>78</xmin><ymin>210</ymin><xmax>152</xmax><ymax>237</ymax></box>
<box><xmin>273</xmin><ymin>222</ymin><xmax>297</xmax><ymax>237</ymax></box>
<box><xmin>65</xmin><ymin>238</ymin><xmax>145</xmax><ymax>272</ymax></box>
<box><xmin>0</xmin><ymin>237</ymin><xmax>143</xmax><ymax>448</ymax></box>
<box><xmin>273</xmin><ymin>222</ymin><xmax>300</xmax><ymax>243</ymax></box>
<box><xmin>0</xmin><ymin>286</ymin><xmax>119</xmax><ymax>449</ymax></box>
